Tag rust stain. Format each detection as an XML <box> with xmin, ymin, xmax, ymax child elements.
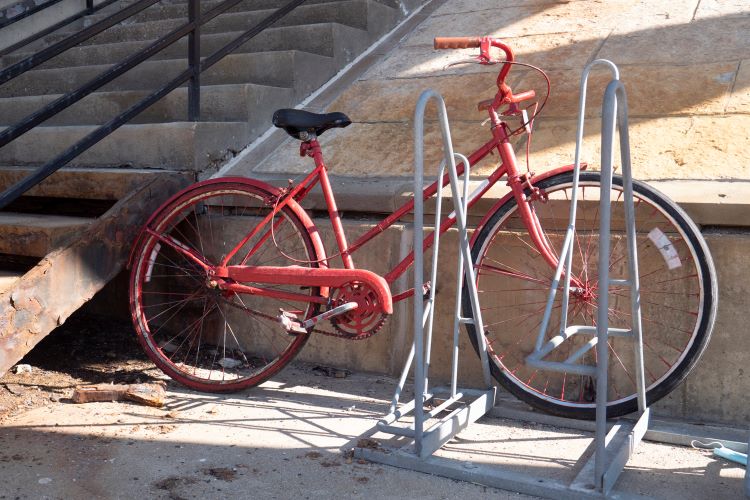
<box><xmin>0</xmin><ymin>173</ymin><xmax>191</xmax><ymax>376</ymax></box>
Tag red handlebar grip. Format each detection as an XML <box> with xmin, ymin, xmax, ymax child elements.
<box><xmin>433</xmin><ymin>37</ymin><xmax>482</xmax><ymax>49</ymax></box>
<box><xmin>510</xmin><ymin>89</ymin><xmax>536</xmax><ymax>103</ymax></box>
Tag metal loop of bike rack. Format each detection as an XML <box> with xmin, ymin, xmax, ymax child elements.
<box><xmin>354</xmin><ymin>63</ymin><xmax>664</xmax><ymax>498</ymax></box>
<box><xmin>361</xmin><ymin>89</ymin><xmax>496</xmax><ymax>459</ymax></box>
<box><xmin>524</xmin><ymin>59</ymin><xmax>650</xmax><ymax>495</ymax></box>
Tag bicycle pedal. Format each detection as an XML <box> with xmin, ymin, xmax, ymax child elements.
<box><xmin>301</xmin><ymin>302</ymin><xmax>358</xmax><ymax>329</ymax></box>
<box><xmin>278</xmin><ymin>310</ymin><xmax>306</xmax><ymax>335</ymax></box>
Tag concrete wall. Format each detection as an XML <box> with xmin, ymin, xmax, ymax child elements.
<box><xmin>291</xmin><ymin>214</ymin><xmax>750</xmax><ymax>427</ymax></box>
<box><xmin>93</xmin><ymin>193</ymin><xmax>749</xmax><ymax>427</ymax></box>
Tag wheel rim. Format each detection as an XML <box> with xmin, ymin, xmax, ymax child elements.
<box><xmin>474</xmin><ymin>176</ymin><xmax>706</xmax><ymax>410</ymax></box>
<box><xmin>131</xmin><ymin>184</ymin><xmax>319</xmax><ymax>390</ymax></box>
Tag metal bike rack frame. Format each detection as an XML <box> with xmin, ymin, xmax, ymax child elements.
<box><xmin>524</xmin><ymin>59</ymin><xmax>650</xmax><ymax>494</ymax></box>
<box><xmin>356</xmin><ymin>63</ymin><xmax>654</xmax><ymax>498</ymax></box>
<box><xmin>357</xmin><ymin>89</ymin><xmax>496</xmax><ymax>460</ymax></box>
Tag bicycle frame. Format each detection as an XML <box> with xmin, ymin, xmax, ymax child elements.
<box><xmin>215</xmin><ymin>111</ymin><xmax>578</xmax><ymax>305</ymax></box>
<box><xmin>134</xmin><ymin>36</ymin><xmax>582</xmax><ymax>311</ymax></box>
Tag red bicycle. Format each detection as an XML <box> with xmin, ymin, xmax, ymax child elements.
<box><xmin>128</xmin><ymin>37</ymin><xmax>717</xmax><ymax>419</ymax></box>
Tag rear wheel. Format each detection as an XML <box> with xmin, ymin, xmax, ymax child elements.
<box><xmin>464</xmin><ymin>171</ymin><xmax>717</xmax><ymax>419</ymax></box>
<box><xmin>129</xmin><ymin>179</ymin><xmax>323</xmax><ymax>392</ymax></box>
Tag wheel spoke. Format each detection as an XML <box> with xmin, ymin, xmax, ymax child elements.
<box><xmin>131</xmin><ymin>182</ymin><xmax>322</xmax><ymax>391</ymax></box>
<box><xmin>467</xmin><ymin>172</ymin><xmax>714</xmax><ymax>419</ymax></box>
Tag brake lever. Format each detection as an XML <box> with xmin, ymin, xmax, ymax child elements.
<box><xmin>444</xmin><ymin>58</ymin><xmax>498</xmax><ymax>70</ymax></box>
<box><xmin>443</xmin><ymin>58</ymin><xmax>478</xmax><ymax>69</ymax></box>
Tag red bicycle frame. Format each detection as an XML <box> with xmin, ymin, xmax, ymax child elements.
<box><xmin>217</xmin><ymin>116</ymin><xmax>574</xmax><ymax>306</ymax></box>
<box><xmin>141</xmin><ymin>36</ymin><xmax>579</xmax><ymax>310</ymax></box>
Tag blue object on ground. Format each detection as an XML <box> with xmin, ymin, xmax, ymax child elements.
<box><xmin>713</xmin><ymin>446</ymin><xmax>747</xmax><ymax>466</ymax></box>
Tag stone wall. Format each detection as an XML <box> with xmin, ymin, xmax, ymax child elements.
<box><xmin>226</xmin><ymin>0</ymin><xmax>750</xmax><ymax>425</ymax></box>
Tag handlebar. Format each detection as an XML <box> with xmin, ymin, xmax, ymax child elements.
<box><xmin>508</xmin><ymin>90</ymin><xmax>536</xmax><ymax>104</ymax></box>
<box><xmin>434</xmin><ymin>36</ymin><xmax>535</xmax><ymax>113</ymax></box>
<box><xmin>433</xmin><ymin>37</ymin><xmax>481</xmax><ymax>49</ymax></box>
<box><xmin>434</xmin><ymin>36</ymin><xmax>514</xmax><ymax>66</ymax></box>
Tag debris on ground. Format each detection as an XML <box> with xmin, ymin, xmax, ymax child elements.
<box><xmin>217</xmin><ymin>358</ymin><xmax>242</xmax><ymax>369</ymax></box>
<box><xmin>4</xmin><ymin>384</ymin><xmax>25</xmax><ymax>396</ymax></box>
<box><xmin>71</xmin><ymin>382</ymin><xmax>166</xmax><ymax>407</ymax></box>
<box><xmin>202</xmin><ymin>467</ymin><xmax>237</xmax><ymax>481</ymax></box>
<box><xmin>312</xmin><ymin>365</ymin><xmax>351</xmax><ymax>378</ymax></box>
<box><xmin>12</xmin><ymin>364</ymin><xmax>32</xmax><ymax>374</ymax></box>
<box><xmin>356</xmin><ymin>438</ymin><xmax>381</xmax><ymax>450</ymax></box>
<box><xmin>0</xmin><ymin>312</ymin><xmax>161</xmax><ymax>423</ymax></box>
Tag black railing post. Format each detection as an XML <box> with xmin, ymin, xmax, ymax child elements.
<box><xmin>0</xmin><ymin>0</ymin><xmax>307</xmax><ymax>209</ymax></box>
<box><xmin>187</xmin><ymin>0</ymin><xmax>200</xmax><ymax>121</ymax></box>
<box><xmin>86</xmin><ymin>0</ymin><xmax>94</xmax><ymax>13</ymax></box>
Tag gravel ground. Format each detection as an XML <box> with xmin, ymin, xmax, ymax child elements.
<box><xmin>0</xmin><ymin>311</ymin><xmax>160</xmax><ymax>424</ymax></box>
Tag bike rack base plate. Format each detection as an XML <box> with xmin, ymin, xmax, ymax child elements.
<box><xmin>354</xmin><ymin>429</ymin><xmax>647</xmax><ymax>500</ymax></box>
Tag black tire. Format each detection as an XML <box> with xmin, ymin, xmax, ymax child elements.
<box><xmin>130</xmin><ymin>179</ymin><xmax>322</xmax><ymax>392</ymax></box>
<box><xmin>463</xmin><ymin>171</ymin><xmax>717</xmax><ymax>419</ymax></box>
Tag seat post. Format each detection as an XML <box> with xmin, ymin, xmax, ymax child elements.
<box><xmin>304</xmin><ymin>137</ymin><xmax>354</xmax><ymax>270</ymax></box>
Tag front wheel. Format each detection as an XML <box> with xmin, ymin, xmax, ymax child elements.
<box><xmin>129</xmin><ymin>179</ymin><xmax>324</xmax><ymax>392</ymax></box>
<box><xmin>464</xmin><ymin>171</ymin><xmax>717</xmax><ymax>419</ymax></box>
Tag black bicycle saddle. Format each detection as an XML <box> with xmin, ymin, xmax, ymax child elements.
<box><xmin>272</xmin><ymin>109</ymin><xmax>351</xmax><ymax>140</ymax></box>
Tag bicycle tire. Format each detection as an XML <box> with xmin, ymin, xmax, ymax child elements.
<box><xmin>463</xmin><ymin>171</ymin><xmax>717</xmax><ymax>419</ymax></box>
<box><xmin>129</xmin><ymin>178</ymin><xmax>323</xmax><ymax>392</ymax></box>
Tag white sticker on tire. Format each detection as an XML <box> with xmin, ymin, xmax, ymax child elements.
<box><xmin>145</xmin><ymin>243</ymin><xmax>161</xmax><ymax>283</ymax></box>
<box><xmin>648</xmin><ymin>228</ymin><xmax>681</xmax><ymax>270</ymax></box>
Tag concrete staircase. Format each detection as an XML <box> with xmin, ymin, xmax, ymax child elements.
<box><xmin>0</xmin><ymin>0</ymin><xmax>421</xmax><ymax>374</ymax></box>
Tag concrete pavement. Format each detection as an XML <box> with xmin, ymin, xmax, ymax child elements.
<box><xmin>0</xmin><ymin>363</ymin><xmax>746</xmax><ymax>499</ymax></box>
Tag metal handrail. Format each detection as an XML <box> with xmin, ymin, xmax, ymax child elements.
<box><xmin>0</xmin><ymin>0</ymin><xmax>127</xmax><ymax>58</ymax></box>
<box><xmin>0</xmin><ymin>0</ymin><xmax>68</xmax><ymax>31</ymax></box>
<box><xmin>0</xmin><ymin>0</ymin><xmax>159</xmax><ymax>85</ymax></box>
<box><xmin>0</xmin><ymin>0</ymin><xmax>308</xmax><ymax>210</ymax></box>
<box><xmin>0</xmin><ymin>0</ymin><xmax>133</xmax><ymax>59</ymax></box>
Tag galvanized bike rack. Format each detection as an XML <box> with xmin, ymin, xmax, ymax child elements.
<box><xmin>525</xmin><ymin>59</ymin><xmax>649</xmax><ymax>495</ymax></box>
<box><xmin>356</xmin><ymin>89</ymin><xmax>496</xmax><ymax>460</ymax></box>
<box><xmin>355</xmin><ymin>63</ymin><xmax>655</xmax><ymax>498</ymax></box>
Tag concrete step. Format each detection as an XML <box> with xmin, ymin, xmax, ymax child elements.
<box><xmin>41</xmin><ymin>0</ymin><xmax>394</xmax><ymax>47</ymax></box>
<box><xmin>152</xmin><ymin>0</ymin><xmax>420</xmax><ymax>13</ymax></box>
<box><xmin>16</xmin><ymin>0</ymin><xmax>404</xmax><ymax>55</ymax></box>
<box><xmin>0</xmin><ymin>166</ymin><xmax>186</xmax><ymax>199</ymax></box>
<box><xmin>3</xmin><ymin>22</ymin><xmax>367</xmax><ymax>70</ymax></box>
<box><xmin>0</xmin><ymin>212</ymin><xmax>94</xmax><ymax>257</ymax></box>
<box><xmin>0</xmin><ymin>270</ymin><xmax>23</xmax><ymax>294</ymax></box>
<box><xmin>0</xmin><ymin>49</ymin><xmax>335</xmax><ymax>97</ymax></box>
<box><xmin>0</xmin><ymin>121</ymin><xmax>253</xmax><ymax>170</ymax></box>
<box><xmin>0</xmin><ymin>172</ymin><xmax>190</xmax><ymax>376</ymax></box>
<box><xmin>84</xmin><ymin>0</ymin><xmax>405</xmax><ymax>25</ymax></box>
<box><xmin>0</xmin><ymin>82</ymin><xmax>294</xmax><ymax>126</ymax></box>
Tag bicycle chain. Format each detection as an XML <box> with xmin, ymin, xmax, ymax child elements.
<box><xmin>220</xmin><ymin>294</ymin><xmax>386</xmax><ymax>340</ymax></box>
<box><xmin>328</xmin><ymin>313</ymin><xmax>388</xmax><ymax>340</ymax></box>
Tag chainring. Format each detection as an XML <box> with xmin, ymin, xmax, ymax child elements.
<box><xmin>330</xmin><ymin>280</ymin><xmax>388</xmax><ymax>339</ymax></box>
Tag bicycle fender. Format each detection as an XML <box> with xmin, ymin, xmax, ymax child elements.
<box><xmin>126</xmin><ymin>177</ymin><xmax>328</xmax><ymax>271</ymax></box>
<box><xmin>221</xmin><ymin>265</ymin><xmax>393</xmax><ymax>315</ymax></box>
<box><xmin>470</xmin><ymin>163</ymin><xmax>585</xmax><ymax>247</ymax></box>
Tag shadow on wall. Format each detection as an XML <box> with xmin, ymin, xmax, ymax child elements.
<box><xmin>386</xmin><ymin>4</ymin><xmax>748</xmax><ymax>117</ymax></box>
<box><xmin>321</xmin><ymin>6</ymin><xmax>748</xmax><ymax>179</ymax></box>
